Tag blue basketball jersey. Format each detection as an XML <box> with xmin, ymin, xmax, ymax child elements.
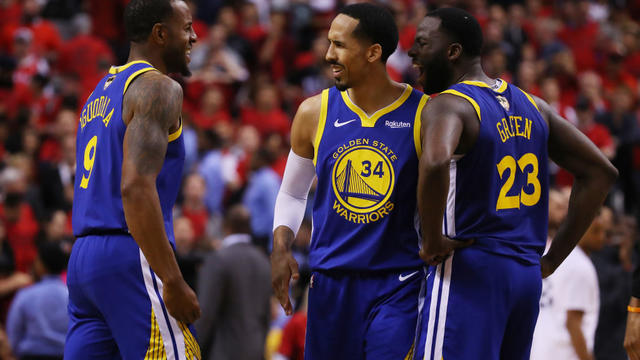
<box><xmin>72</xmin><ymin>60</ymin><xmax>184</xmax><ymax>245</ymax></box>
<box><xmin>441</xmin><ymin>80</ymin><xmax>549</xmax><ymax>264</ymax></box>
<box><xmin>310</xmin><ymin>85</ymin><xmax>428</xmax><ymax>272</ymax></box>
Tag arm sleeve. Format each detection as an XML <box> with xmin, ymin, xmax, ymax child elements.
<box><xmin>273</xmin><ymin>150</ymin><xmax>316</xmax><ymax>236</ymax></box>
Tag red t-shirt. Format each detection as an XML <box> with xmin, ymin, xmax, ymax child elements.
<box><xmin>278</xmin><ymin>312</ymin><xmax>307</xmax><ymax>360</ymax></box>
<box><xmin>240</xmin><ymin>107</ymin><xmax>290</xmax><ymax>139</ymax></box>
<box><xmin>558</xmin><ymin>21</ymin><xmax>599</xmax><ymax>72</ymax></box>
<box><xmin>181</xmin><ymin>206</ymin><xmax>209</xmax><ymax>241</ymax></box>
<box><xmin>0</xmin><ymin>204</ymin><xmax>39</xmax><ymax>273</ymax></box>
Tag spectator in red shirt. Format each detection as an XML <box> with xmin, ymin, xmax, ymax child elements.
<box><xmin>179</xmin><ymin>173</ymin><xmax>210</xmax><ymax>244</ymax></box>
<box><xmin>555</xmin><ymin>97</ymin><xmax>615</xmax><ymax>187</ymax></box>
<box><xmin>558</xmin><ymin>0</ymin><xmax>601</xmax><ymax>72</ymax></box>
<box><xmin>276</xmin><ymin>271</ymin><xmax>310</xmax><ymax>360</ymax></box>
<box><xmin>0</xmin><ymin>0</ymin><xmax>62</xmax><ymax>59</ymax></box>
<box><xmin>258</xmin><ymin>10</ymin><xmax>295</xmax><ymax>82</ymax></box>
<box><xmin>0</xmin><ymin>167</ymin><xmax>39</xmax><ymax>273</ymax></box>
<box><xmin>541</xmin><ymin>76</ymin><xmax>577</xmax><ymax>124</ymax></box>
<box><xmin>241</xmin><ymin>84</ymin><xmax>290</xmax><ymax>139</ymax></box>
<box><xmin>58</xmin><ymin>14</ymin><xmax>115</xmax><ymax>103</ymax></box>
<box><xmin>189</xmin><ymin>86</ymin><xmax>231</xmax><ymax>130</ymax></box>
<box><xmin>578</xmin><ymin>71</ymin><xmax>607</xmax><ymax>114</ymax></box>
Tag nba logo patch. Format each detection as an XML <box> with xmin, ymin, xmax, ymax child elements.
<box><xmin>310</xmin><ymin>274</ymin><xmax>315</xmax><ymax>288</ymax></box>
<box><xmin>496</xmin><ymin>95</ymin><xmax>510</xmax><ymax>111</ymax></box>
<box><xmin>104</xmin><ymin>76</ymin><xmax>115</xmax><ymax>90</ymax></box>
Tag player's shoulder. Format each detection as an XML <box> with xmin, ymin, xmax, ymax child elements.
<box><xmin>127</xmin><ymin>71</ymin><xmax>182</xmax><ymax>98</ymax></box>
<box><xmin>292</xmin><ymin>90</ymin><xmax>327</xmax><ymax>130</ymax></box>
<box><xmin>296</xmin><ymin>91</ymin><xmax>325</xmax><ymax>118</ymax></box>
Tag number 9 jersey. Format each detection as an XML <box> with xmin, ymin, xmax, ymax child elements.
<box><xmin>442</xmin><ymin>80</ymin><xmax>549</xmax><ymax>264</ymax></box>
<box><xmin>71</xmin><ymin>61</ymin><xmax>184</xmax><ymax>245</ymax></box>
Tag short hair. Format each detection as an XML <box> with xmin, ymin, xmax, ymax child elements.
<box><xmin>223</xmin><ymin>205</ymin><xmax>252</xmax><ymax>235</ymax></box>
<box><xmin>124</xmin><ymin>0</ymin><xmax>176</xmax><ymax>43</ymax></box>
<box><xmin>426</xmin><ymin>7</ymin><xmax>483</xmax><ymax>58</ymax></box>
<box><xmin>338</xmin><ymin>3</ymin><xmax>398</xmax><ymax>63</ymax></box>
<box><xmin>37</xmin><ymin>241</ymin><xmax>68</xmax><ymax>275</ymax></box>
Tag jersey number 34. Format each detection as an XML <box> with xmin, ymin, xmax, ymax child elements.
<box><xmin>495</xmin><ymin>153</ymin><xmax>541</xmax><ymax>210</ymax></box>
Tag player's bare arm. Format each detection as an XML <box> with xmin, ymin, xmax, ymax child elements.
<box><xmin>121</xmin><ymin>71</ymin><xmax>200</xmax><ymax>323</ymax></box>
<box><xmin>533</xmin><ymin>95</ymin><xmax>617</xmax><ymax>277</ymax></box>
<box><xmin>625</xmin><ymin>296</ymin><xmax>640</xmax><ymax>359</ymax></box>
<box><xmin>271</xmin><ymin>93</ymin><xmax>321</xmax><ymax>315</ymax></box>
<box><xmin>417</xmin><ymin>94</ymin><xmax>475</xmax><ymax>266</ymax></box>
<box><xmin>566</xmin><ymin>310</ymin><xmax>594</xmax><ymax>360</ymax></box>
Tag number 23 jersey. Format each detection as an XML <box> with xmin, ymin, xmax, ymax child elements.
<box><xmin>310</xmin><ymin>85</ymin><xmax>428</xmax><ymax>272</ymax></box>
<box><xmin>442</xmin><ymin>80</ymin><xmax>549</xmax><ymax>264</ymax></box>
<box><xmin>71</xmin><ymin>61</ymin><xmax>184</xmax><ymax>245</ymax></box>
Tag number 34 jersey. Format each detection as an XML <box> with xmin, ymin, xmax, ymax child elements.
<box><xmin>310</xmin><ymin>85</ymin><xmax>428</xmax><ymax>272</ymax></box>
<box><xmin>71</xmin><ymin>61</ymin><xmax>184</xmax><ymax>245</ymax></box>
<box><xmin>442</xmin><ymin>80</ymin><xmax>549</xmax><ymax>264</ymax></box>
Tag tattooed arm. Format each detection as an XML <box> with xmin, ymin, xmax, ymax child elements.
<box><xmin>121</xmin><ymin>71</ymin><xmax>200</xmax><ymax>324</ymax></box>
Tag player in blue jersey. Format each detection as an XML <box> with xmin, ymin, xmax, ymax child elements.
<box><xmin>65</xmin><ymin>0</ymin><xmax>201</xmax><ymax>359</ymax></box>
<box><xmin>270</xmin><ymin>4</ymin><xmax>458</xmax><ymax>359</ymax></box>
<box><xmin>408</xmin><ymin>7</ymin><xmax>618</xmax><ymax>360</ymax></box>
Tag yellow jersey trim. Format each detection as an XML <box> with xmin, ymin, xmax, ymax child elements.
<box><xmin>178</xmin><ymin>322</ymin><xmax>201</xmax><ymax>360</ymax></box>
<box><xmin>168</xmin><ymin>118</ymin><xmax>183</xmax><ymax>142</ymax></box>
<box><xmin>340</xmin><ymin>84</ymin><xmax>413</xmax><ymax>128</ymax></box>
<box><xmin>517</xmin><ymin>87</ymin><xmax>540</xmax><ymax>111</ymax></box>
<box><xmin>461</xmin><ymin>79</ymin><xmax>508</xmax><ymax>93</ymax></box>
<box><xmin>441</xmin><ymin>89</ymin><xmax>482</xmax><ymax>122</ymax></box>
<box><xmin>109</xmin><ymin>60</ymin><xmax>154</xmax><ymax>74</ymax></box>
<box><xmin>313</xmin><ymin>89</ymin><xmax>329</xmax><ymax>166</ymax></box>
<box><xmin>414</xmin><ymin>95</ymin><xmax>429</xmax><ymax>158</ymax></box>
<box><xmin>144</xmin><ymin>308</ymin><xmax>166</xmax><ymax>359</ymax></box>
<box><xmin>123</xmin><ymin>67</ymin><xmax>156</xmax><ymax>95</ymax></box>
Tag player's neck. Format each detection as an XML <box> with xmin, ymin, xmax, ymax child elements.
<box><xmin>127</xmin><ymin>43</ymin><xmax>167</xmax><ymax>74</ymax></box>
<box><xmin>346</xmin><ymin>71</ymin><xmax>405</xmax><ymax>116</ymax></box>
<box><xmin>453</xmin><ymin>58</ymin><xmax>494</xmax><ymax>86</ymax></box>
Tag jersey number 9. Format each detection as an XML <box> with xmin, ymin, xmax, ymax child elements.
<box><xmin>79</xmin><ymin>135</ymin><xmax>98</xmax><ymax>189</ymax></box>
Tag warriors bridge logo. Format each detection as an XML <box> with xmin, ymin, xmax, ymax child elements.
<box><xmin>331</xmin><ymin>139</ymin><xmax>396</xmax><ymax>224</ymax></box>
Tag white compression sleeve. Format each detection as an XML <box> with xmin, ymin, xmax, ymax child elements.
<box><xmin>273</xmin><ymin>150</ymin><xmax>316</xmax><ymax>236</ymax></box>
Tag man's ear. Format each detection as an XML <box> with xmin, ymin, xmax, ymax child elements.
<box><xmin>367</xmin><ymin>43</ymin><xmax>383</xmax><ymax>63</ymax></box>
<box><xmin>448</xmin><ymin>43</ymin><xmax>463</xmax><ymax>61</ymax></box>
<box><xmin>150</xmin><ymin>23</ymin><xmax>168</xmax><ymax>46</ymax></box>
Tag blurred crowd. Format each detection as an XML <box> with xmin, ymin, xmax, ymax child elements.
<box><xmin>0</xmin><ymin>0</ymin><xmax>639</xmax><ymax>359</ymax></box>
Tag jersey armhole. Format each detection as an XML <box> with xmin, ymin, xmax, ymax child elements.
<box><xmin>516</xmin><ymin>87</ymin><xmax>540</xmax><ymax>112</ymax></box>
<box><xmin>440</xmin><ymin>89</ymin><xmax>482</xmax><ymax>122</ymax></box>
<box><xmin>123</xmin><ymin>67</ymin><xmax>157</xmax><ymax>95</ymax></box>
<box><xmin>312</xmin><ymin>89</ymin><xmax>329</xmax><ymax>166</ymax></box>
<box><xmin>413</xmin><ymin>94</ymin><xmax>430</xmax><ymax>158</ymax></box>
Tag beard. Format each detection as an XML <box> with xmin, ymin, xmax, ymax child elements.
<box><xmin>421</xmin><ymin>56</ymin><xmax>454</xmax><ymax>95</ymax></box>
<box><xmin>335</xmin><ymin>80</ymin><xmax>348</xmax><ymax>91</ymax></box>
<box><xmin>164</xmin><ymin>45</ymin><xmax>191</xmax><ymax>77</ymax></box>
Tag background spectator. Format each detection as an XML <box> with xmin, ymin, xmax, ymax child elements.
<box><xmin>6</xmin><ymin>241</ymin><xmax>68</xmax><ymax>360</ymax></box>
<box><xmin>0</xmin><ymin>0</ymin><xmax>638</xmax><ymax>357</ymax></box>
<box><xmin>195</xmin><ymin>205</ymin><xmax>271</xmax><ymax>360</ymax></box>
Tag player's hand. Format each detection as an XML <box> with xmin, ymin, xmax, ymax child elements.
<box><xmin>162</xmin><ymin>277</ymin><xmax>201</xmax><ymax>324</ymax></box>
<box><xmin>540</xmin><ymin>254</ymin><xmax>558</xmax><ymax>278</ymax></box>
<box><xmin>625</xmin><ymin>311</ymin><xmax>640</xmax><ymax>360</ymax></box>
<box><xmin>271</xmin><ymin>248</ymin><xmax>299</xmax><ymax>316</ymax></box>
<box><xmin>420</xmin><ymin>236</ymin><xmax>473</xmax><ymax>266</ymax></box>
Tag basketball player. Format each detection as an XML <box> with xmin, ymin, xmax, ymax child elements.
<box><xmin>408</xmin><ymin>8</ymin><xmax>617</xmax><ymax>360</ymax></box>
<box><xmin>271</xmin><ymin>3</ymin><xmax>447</xmax><ymax>359</ymax></box>
<box><xmin>65</xmin><ymin>1</ymin><xmax>201</xmax><ymax>358</ymax></box>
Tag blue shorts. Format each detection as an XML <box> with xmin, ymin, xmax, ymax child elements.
<box><xmin>305</xmin><ymin>269</ymin><xmax>423</xmax><ymax>360</ymax></box>
<box><xmin>413</xmin><ymin>246</ymin><xmax>541</xmax><ymax>360</ymax></box>
<box><xmin>65</xmin><ymin>234</ymin><xmax>201</xmax><ymax>360</ymax></box>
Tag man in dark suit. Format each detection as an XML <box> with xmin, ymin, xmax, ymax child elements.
<box><xmin>196</xmin><ymin>204</ymin><xmax>272</xmax><ymax>360</ymax></box>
